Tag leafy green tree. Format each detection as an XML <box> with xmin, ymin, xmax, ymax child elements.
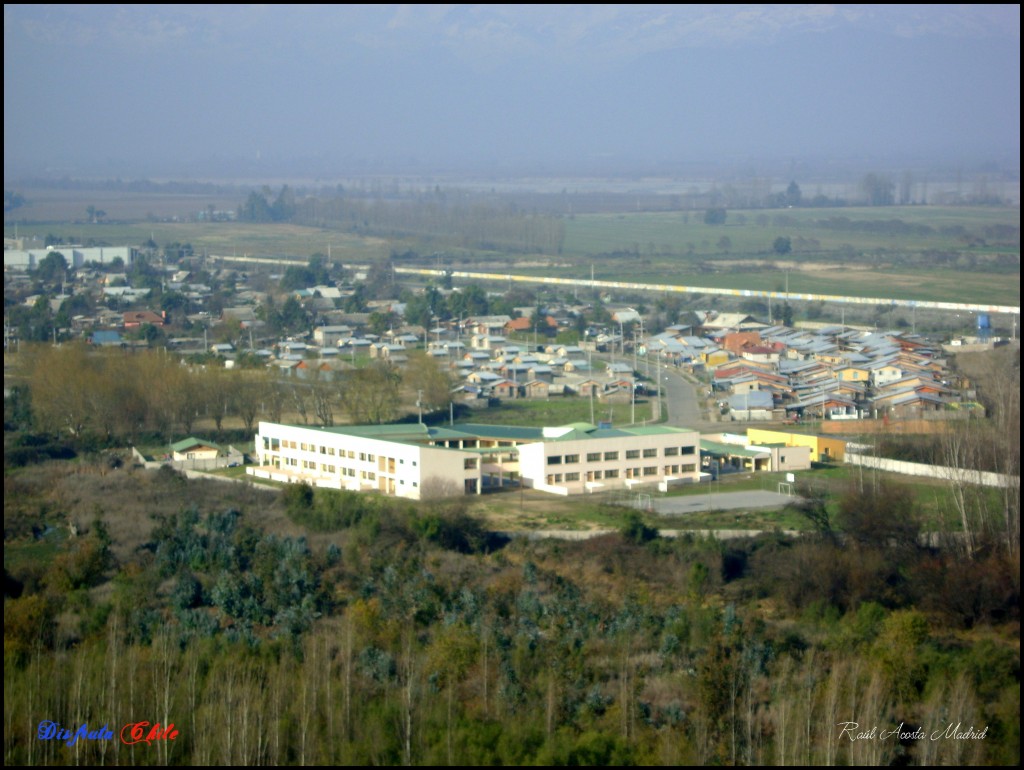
<box><xmin>271</xmin><ymin>184</ymin><xmax>297</xmax><ymax>221</ymax></box>
<box><xmin>35</xmin><ymin>251</ymin><xmax>69</xmax><ymax>284</ymax></box>
<box><xmin>4</xmin><ymin>383</ymin><xmax>33</xmax><ymax>431</ymax></box>
<box><xmin>55</xmin><ymin>293</ymin><xmax>92</xmax><ymax>329</ymax></box>
<box><xmin>343</xmin><ymin>284</ymin><xmax>366</xmax><ymax>312</ymax></box>
<box><xmin>4</xmin><ymin>190</ymin><xmax>27</xmax><ymax>212</ymax></box>
<box><xmin>772</xmin><ymin>236</ymin><xmax>792</xmax><ymax>255</ymax></box>
<box><xmin>9</xmin><ymin>297</ymin><xmax>55</xmax><ymax>342</ymax></box>
<box><xmin>364</xmin><ymin>259</ymin><xmax>397</xmax><ymax>300</ymax></box>
<box><xmin>140</xmin><ymin>323</ymin><xmax>163</xmax><ymax>344</ymax></box>
<box><xmin>620</xmin><ymin>511</ymin><xmax>658</xmax><ymax>544</ymax></box>
<box><xmin>279</xmin><ymin>296</ymin><xmax>308</xmax><ymax>333</ymax></box>
<box><xmin>368</xmin><ymin>310</ymin><xmax>399</xmax><ymax>337</ymax></box>
<box><xmin>704</xmin><ymin>207</ymin><xmax>727</xmax><ymax>225</ymax></box>
<box><xmin>238</xmin><ymin>190</ymin><xmax>273</xmax><ymax>222</ymax></box>
<box><xmin>163</xmin><ymin>241</ymin><xmax>193</xmax><ymax>261</ymax></box>
<box><xmin>447</xmin><ymin>283</ymin><xmax>489</xmax><ymax>318</ymax></box>
<box><xmin>306</xmin><ymin>253</ymin><xmax>332</xmax><ymax>283</ymax></box>
<box><xmin>403</xmin><ymin>286</ymin><xmax>444</xmax><ymax>330</ymax></box>
<box><xmin>280</xmin><ymin>265</ymin><xmax>316</xmax><ymax>291</ymax></box>
<box><xmin>785</xmin><ymin>180</ymin><xmax>802</xmax><ymax>207</ymax></box>
<box><xmin>161</xmin><ymin>291</ymin><xmax>189</xmax><ymax>325</ymax></box>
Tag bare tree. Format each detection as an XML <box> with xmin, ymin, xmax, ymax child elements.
<box><xmin>341</xmin><ymin>362</ymin><xmax>400</xmax><ymax>424</ymax></box>
<box><xmin>309</xmin><ymin>371</ymin><xmax>335</xmax><ymax>426</ymax></box>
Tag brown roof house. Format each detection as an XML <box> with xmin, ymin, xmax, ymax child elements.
<box><xmin>123</xmin><ymin>310</ymin><xmax>165</xmax><ymax>329</ymax></box>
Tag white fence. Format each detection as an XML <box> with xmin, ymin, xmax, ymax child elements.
<box><xmin>846</xmin><ymin>452</ymin><xmax>1016</xmax><ymax>489</ymax></box>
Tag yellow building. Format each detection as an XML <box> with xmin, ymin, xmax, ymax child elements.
<box><xmin>702</xmin><ymin>349</ymin><xmax>732</xmax><ymax>368</ymax></box>
<box><xmin>835</xmin><ymin>366</ymin><xmax>870</xmax><ymax>382</ymax></box>
<box><xmin>746</xmin><ymin>428</ymin><xmax>847</xmax><ymax>462</ymax></box>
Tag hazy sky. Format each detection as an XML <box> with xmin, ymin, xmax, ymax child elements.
<box><xmin>4</xmin><ymin>4</ymin><xmax>1020</xmax><ymax>178</ymax></box>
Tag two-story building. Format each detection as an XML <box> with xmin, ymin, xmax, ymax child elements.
<box><xmin>249</xmin><ymin>421</ymin><xmax>702</xmax><ymax>500</ymax></box>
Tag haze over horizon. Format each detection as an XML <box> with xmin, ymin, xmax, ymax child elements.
<box><xmin>4</xmin><ymin>4</ymin><xmax>1020</xmax><ymax>181</ymax></box>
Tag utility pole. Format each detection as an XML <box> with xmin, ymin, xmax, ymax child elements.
<box><xmin>656</xmin><ymin>355</ymin><xmax>663</xmax><ymax>423</ymax></box>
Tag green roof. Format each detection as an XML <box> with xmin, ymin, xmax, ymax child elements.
<box><xmin>563</xmin><ymin>421</ymin><xmax>598</xmax><ymax>432</ymax></box>
<box><xmin>699</xmin><ymin>439</ymin><xmax>767</xmax><ymax>458</ymax></box>
<box><xmin>442</xmin><ymin>424</ymin><xmax>546</xmax><ymax>441</ymax></box>
<box><xmin>171</xmin><ymin>437</ymin><xmax>221</xmax><ymax>452</ymax></box>
<box><xmin>306</xmin><ymin>423</ymin><xmax>430</xmax><ymax>440</ymax></box>
<box><xmin>619</xmin><ymin>425</ymin><xmax>698</xmax><ymax>436</ymax></box>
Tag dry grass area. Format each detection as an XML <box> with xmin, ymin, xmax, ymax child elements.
<box><xmin>469</xmin><ymin>488</ymin><xmax>629</xmax><ymax>532</ymax></box>
<box><xmin>4</xmin><ymin>461</ymin><xmax>289</xmax><ymax>567</ymax></box>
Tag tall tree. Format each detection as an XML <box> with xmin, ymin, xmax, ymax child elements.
<box><xmin>403</xmin><ymin>351</ymin><xmax>453</xmax><ymax>413</ymax></box>
<box><xmin>341</xmin><ymin>362</ymin><xmax>400</xmax><ymax>424</ymax></box>
<box><xmin>35</xmin><ymin>251</ymin><xmax>69</xmax><ymax>284</ymax></box>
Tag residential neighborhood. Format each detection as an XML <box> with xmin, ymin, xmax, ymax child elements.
<box><xmin>3</xmin><ymin>240</ymin><xmax>987</xmax><ymax>440</ymax></box>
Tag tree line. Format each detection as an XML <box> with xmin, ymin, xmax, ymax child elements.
<box><xmin>10</xmin><ymin>344</ymin><xmax>454</xmax><ymax>449</ymax></box>
<box><xmin>236</xmin><ymin>185</ymin><xmax>566</xmax><ymax>255</ymax></box>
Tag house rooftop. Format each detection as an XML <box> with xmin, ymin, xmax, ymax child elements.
<box><xmin>171</xmin><ymin>437</ymin><xmax>221</xmax><ymax>453</ymax></box>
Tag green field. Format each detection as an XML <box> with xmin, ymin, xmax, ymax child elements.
<box><xmin>457</xmin><ymin>397</ymin><xmax>655</xmax><ymax>428</ymax></box>
<box><xmin>6</xmin><ymin>220</ymin><xmax>391</xmax><ymax>263</ymax></box>
<box><xmin>7</xmin><ymin>189</ymin><xmax>1018</xmax><ymax>307</ymax></box>
<box><xmin>561</xmin><ymin>206</ymin><xmax>1020</xmax><ymax>257</ymax></box>
<box><xmin>554</xmin><ymin>207</ymin><xmax>1019</xmax><ymax>307</ymax></box>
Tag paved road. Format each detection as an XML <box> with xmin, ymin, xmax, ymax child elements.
<box><xmin>651</xmin><ymin>363</ymin><xmax>728</xmax><ymax>432</ymax></box>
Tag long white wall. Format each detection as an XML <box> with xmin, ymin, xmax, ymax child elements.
<box><xmin>846</xmin><ymin>452</ymin><xmax>1016</xmax><ymax>489</ymax></box>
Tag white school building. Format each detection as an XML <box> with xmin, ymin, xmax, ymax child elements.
<box><xmin>249</xmin><ymin>421</ymin><xmax>702</xmax><ymax>500</ymax></box>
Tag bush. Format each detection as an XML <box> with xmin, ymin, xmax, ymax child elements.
<box><xmin>619</xmin><ymin>511</ymin><xmax>659</xmax><ymax>544</ymax></box>
<box><xmin>414</xmin><ymin>506</ymin><xmax>494</xmax><ymax>554</ymax></box>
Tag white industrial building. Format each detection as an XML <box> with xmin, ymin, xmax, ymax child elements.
<box><xmin>4</xmin><ymin>245</ymin><xmax>137</xmax><ymax>271</ymax></box>
<box><xmin>250</xmin><ymin>421</ymin><xmax>702</xmax><ymax>500</ymax></box>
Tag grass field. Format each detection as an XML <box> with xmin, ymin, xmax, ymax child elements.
<box><xmin>535</xmin><ymin>260</ymin><xmax>1019</xmax><ymax>307</ymax></box>
<box><xmin>459</xmin><ymin>397</ymin><xmax>655</xmax><ymax>427</ymax></box>
<box><xmin>7</xmin><ymin>191</ymin><xmax>1018</xmax><ymax>307</ymax></box>
<box><xmin>6</xmin><ymin>220</ymin><xmax>392</xmax><ymax>263</ymax></box>
<box><xmin>561</xmin><ymin>206</ymin><xmax>1020</xmax><ymax>258</ymax></box>
<box><xmin>470</xmin><ymin>462</ymin><xmax>976</xmax><ymax>533</ymax></box>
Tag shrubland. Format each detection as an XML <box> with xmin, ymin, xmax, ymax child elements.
<box><xmin>4</xmin><ymin>454</ymin><xmax>1019</xmax><ymax>765</ymax></box>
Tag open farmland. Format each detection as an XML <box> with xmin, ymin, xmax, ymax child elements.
<box><xmin>6</xmin><ymin>186</ymin><xmax>1019</xmax><ymax>307</ymax></box>
<box><xmin>553</xmin><ymin>206</ymin><xmax>1020</xmax><ymax>307</ymax></box>
<box><xmin>561</xmin><ymin>206</ymin><xmax>1020</xmax><ymax>258</ymax></box>
<box><xmin>6</xmin><ymin>219</ymin><xmax>392</xmax><ymax>264</ymax></box>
